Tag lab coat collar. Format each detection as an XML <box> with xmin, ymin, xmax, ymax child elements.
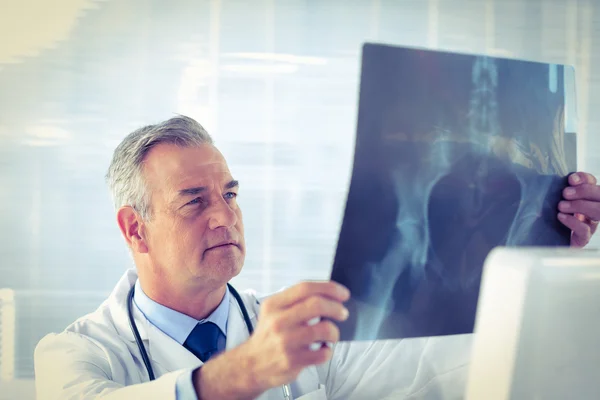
<box><xmin>225</xmin><ymin>288</ymin><xmax>259</xmax><ymax>350</ymax></box>
<box><xmin>108</xmin><ymin>268</ymin><xmax>259</xmax><ymax>374</ymax></box>
<box><xmin>109</xmin><ymin>268</ymin><xmax>141</xmax><ymax>342</ymax></box>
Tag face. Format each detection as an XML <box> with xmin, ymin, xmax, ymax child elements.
<box><xmin>138</xmin><ymin>143</ymin><xmax>245</xmax><ymax>289</ymax></box>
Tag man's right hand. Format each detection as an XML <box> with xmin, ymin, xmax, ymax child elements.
<box><xmin>194</xmin><ymin>281</ymin><xmax>350</xmax><ymax>400</ymax></box>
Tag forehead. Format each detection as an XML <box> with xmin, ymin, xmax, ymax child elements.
<box><xmin>143</xmin><ymin>143</ymin><xmax>232</xmax><ymax>192</ymax></box>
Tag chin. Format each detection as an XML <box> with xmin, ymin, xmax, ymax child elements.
<box><xmin>202</xmin><ymin>259</ymin><xmax>244</xmax><ymax>283</ymax></box>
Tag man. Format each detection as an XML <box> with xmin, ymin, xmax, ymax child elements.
<box><xmin>34</xmin><ymin>115</ymin><xmax>600</xmax><ymax>400</ymax></box>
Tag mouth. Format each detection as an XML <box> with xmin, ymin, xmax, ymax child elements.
<box><xmin>206</xmin><ymin>242</ymin><xmax>239</xmax><ymax>251</ymax></box>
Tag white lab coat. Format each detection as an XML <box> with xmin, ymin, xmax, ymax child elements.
<box><xmin>34</xmin><ymin>269</ymin><xmax>473</xmax><ymax>400</ymax></box>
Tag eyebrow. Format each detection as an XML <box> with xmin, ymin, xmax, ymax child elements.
<box><xmin>177</xmin><ymin>179</ymin><xmax>239</xmax><ymax>197</ymax></box>
<box><xmin>225</xmin><ymin>179</ymin><xmax>239</xmax><ymax>190</ymax></box>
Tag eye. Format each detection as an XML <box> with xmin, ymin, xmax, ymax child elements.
<box><xmin>187</xmin><ymin>197</ymin><xmax>204</xmax><ymax>206</ymax></box>
<box><xmin>224</xmin><ymin>192</ymin><xmax>237</xmax><ymax>200</ymax></box>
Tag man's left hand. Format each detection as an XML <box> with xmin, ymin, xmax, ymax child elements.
<box><xmin>558</xmin><ymin>172</ymin><xmax>600</xmax><ymax>248</ymax></box>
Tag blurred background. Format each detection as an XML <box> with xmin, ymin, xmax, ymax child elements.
<box><xmin>0</xmin><ymin>0</ymin><xmax>598</xmax><ymax>398</ymax></box>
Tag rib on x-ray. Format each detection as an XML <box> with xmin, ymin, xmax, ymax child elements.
<box><xmin>331</xmin><ymin>43</ymin><xmax>577</xmax><ymax>341</ymax></box>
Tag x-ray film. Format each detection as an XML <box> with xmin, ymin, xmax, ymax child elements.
<box><xmin>331</xmin><ymin>43</ymin><xmax>577</xmax><ymax>341</ymax></box>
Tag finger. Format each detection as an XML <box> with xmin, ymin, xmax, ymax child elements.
<box><xmin>575</xmin><ymin>213</ymin><xmax>587</xmax><ymax>222</ymax></box>
<box><xmin>286</xmin><ymin>320</ymin><xmax>340</xmax><ymax>350</ymax></box>
<box><xmin>563</xmin><ymin>183</ymin><xmax>600</xmax><ymax>201</ymax></box>
<box><xmin>569</xmin><ymin>172</ymin><xmax>597</xmax><ymax>186</ymax></box>
<box><xmin>558</xmin><ymin>212</ymin><xmax>592</xmax><ymax>247</ymax></box>
<box><xmin>558</xmin><ymin>200</ymin><xmax>600</xmax><ymax>222</ymax></box>
<box><xmin>577</xmin><ymin>213</ymin><xmax>600</xmax><ymax>235</ymax></box>
<box><xmin>267</xmin><ymin>281</ymin><xmax>350</xmax><ymax>311</ymax></box>
<box><xmin>277</xmin><ymin>296</ymin><xmax>349</xmax><ymax>328</ymax></box>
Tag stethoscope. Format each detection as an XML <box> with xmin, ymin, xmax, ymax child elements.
<box><xmin>127</xmin><ymin>283</ymin><xmax>294</xmax><ymax>399</ymax></box>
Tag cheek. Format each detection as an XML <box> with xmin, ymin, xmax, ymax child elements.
<box><xmin>169</xmin><ymin>228</ymin><xmax>206</xmax><ymax>260</ymax></box>
<box><xmin>179</xmin><ymin>221</ymin><xmax>207</xmax><ymax>247</ymax></box>
<box><xmin>149</xmin><ymin>218</ymin><xmax>193</xmax><ymax>251</ymax></box>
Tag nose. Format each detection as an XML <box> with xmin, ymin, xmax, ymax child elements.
<box><xmin>207</xmin><ymin>197</ymin><xmax>238</xmax><ymax>230</ymax></box>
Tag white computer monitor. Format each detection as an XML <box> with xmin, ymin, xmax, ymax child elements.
<box><xmin>466</xmin><ymin>247</ymin><xmax>600</xmax><ymax>399</ymax></box>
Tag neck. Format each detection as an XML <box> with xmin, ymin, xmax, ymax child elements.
<box><xmin>137</xmin><ymin>271</ymin><xmax>227</xmax><ymax>321</ymax></box>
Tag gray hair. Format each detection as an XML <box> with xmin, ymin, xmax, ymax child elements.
<box><xmin>105</xmin><ymin>115</ymin><xmax>213</xmax><ymax>220</ymax></box>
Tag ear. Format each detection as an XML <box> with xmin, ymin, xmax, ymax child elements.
<box><xmin>116</xmin><ymin>206</ymin><xmax>149</xmax><ymax>253</ymax></box>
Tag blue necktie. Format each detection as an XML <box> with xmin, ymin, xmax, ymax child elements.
<box><xmin>183</xmin><ymin>322</ymin><xmax>223</xmax><ymax>362</ymax></box>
